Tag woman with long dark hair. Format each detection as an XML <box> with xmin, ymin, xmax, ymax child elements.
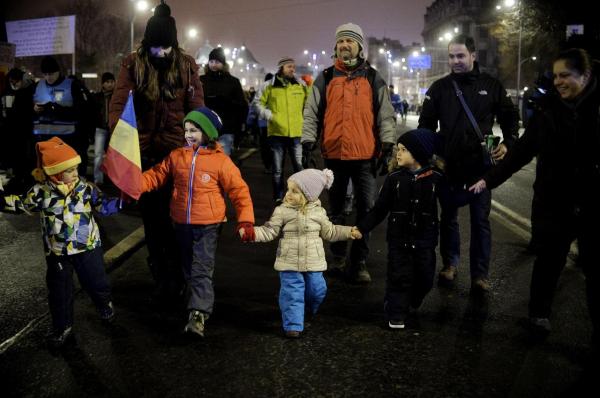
<box><xmin>109</xmin><ymin>1</ymin><xmax>204</xmax><ymax>301</ymax></box>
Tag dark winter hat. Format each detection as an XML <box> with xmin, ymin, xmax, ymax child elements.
<box><xmin>183</xmin><ymin>107</ymin><xmax>223</xmax><ymax>139</ymax></box>
<box><xmin>7</xmin><ymin>68</ymin><xmax>25</xmax><ymax>81</ymax></box>
<box><xmin>40</xmin><ymin>56</ymin><xmax>60</xmax><ymax>74</ymax></box>
<box><xmin>142</xmin><ymin>1</ymin><xmax>178</xmax><ymax>49</ymax></box>
<box><xmin>101</xmin><ymin>72</ymin><xmax>115</xmax><ymax>83</ymax></box>
<box><xmin>209</xmin><ymin>47</ymin><xmax>226</xmax><ymax>64</ymax></box>
<box><xmin>397</xmin><ymin>129</ymin><xmax>439</xmax><ymax>166</ymax></box>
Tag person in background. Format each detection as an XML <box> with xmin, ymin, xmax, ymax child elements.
<box><xmin>200</xmin><ymin>47</ymin><xmax>248</xmax><ymax>156</ymax></box>
<box><xmin>251</xmin><ymin>73</ymin><xmax>275</xmax><ymax>173</ymax></box>
<box><xmin>33</xmin><ymin>56</ymin><xmax>90</xmax><ymax>177</ymax></box>
<box><xmin>0</xmin><ymin>68</ymin><xmax>35</xmax><ymax>193</ymax></box>
<box><xmin>256</xmin><ymin>57</ymin><xmax>308</xmax><ymax>203</ymax></box>
<box><xmin>92</xmin><ymin>72</ymin><xmax>115</xmax><ymax>186</ymax></box>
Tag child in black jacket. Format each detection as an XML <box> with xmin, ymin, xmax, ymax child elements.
<box><xmin>358</xmin><ymin>129</ymin><xmax>443</xmax><ymax>329</ymax></box>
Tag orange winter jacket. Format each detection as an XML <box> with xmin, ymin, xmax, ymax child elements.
<box><xmin>142</xmin><ymin>144</ymin><xmax>254</xmax><ymax>225</ymax></box>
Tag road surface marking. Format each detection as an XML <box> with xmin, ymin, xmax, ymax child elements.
<box><xmin>0</xmin><ymin>226</ymin><xmax>145</xmax><ymax>355</ymax></box>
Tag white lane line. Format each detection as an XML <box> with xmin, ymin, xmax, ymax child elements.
<box><xmin>0</xmin><ymin>226</ymin><xmax>145</xmax><ymax>355</ymax></box>
<box><xmin>490</xmin><ymin>210</ymin><xmax>531</xmax><ymax>241</ymax></box>
<box><xmin>491</xmin><ymin>199</ymin><xmax>531</xmax><ymax>229</ymax></box>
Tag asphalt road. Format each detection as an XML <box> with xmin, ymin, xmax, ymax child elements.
<box><xmin>0</xmin><ymin>118</ymin><xmax>595</xmax><ymax>397</ymax></box>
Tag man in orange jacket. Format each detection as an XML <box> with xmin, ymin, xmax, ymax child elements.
<box><xmin>301</xmin><ymin>22</ymin><xmax>396</xmax><ymax>283</ymax></box>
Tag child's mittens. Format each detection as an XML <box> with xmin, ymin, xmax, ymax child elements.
<box><xmin>350</xmin><ymin>226</ymin><xmax>362</xmax><ymax>240</ymax></box>
<box><xmin>237</xmin><ymin>222</ymin><xmax>255</xmax><ymax>242</ymax></box>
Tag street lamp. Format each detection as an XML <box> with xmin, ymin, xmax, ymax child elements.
<box><xmin>130</xmin><ymin>0</ymin><xmax>149</xmax><ymax>53</ymax></box>
<box><xmin>498</xmin><ymin>0</ymin><xmax>523</xmax><ymax>100</ymax></box>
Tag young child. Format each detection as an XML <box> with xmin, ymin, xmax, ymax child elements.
<box><xmin>357</xmin><ymin>129</ymin><xmax>443</xmax><ymax>329</ymax></box>
<box><xmin>141</xmin><ymin>106</ymin><xmax>254</xmax><ymax>338</ymax></box>
<box><xmin>0</xmin><ymin>137</ymin><xmax>120</xmax><ymax>348</ymax></box>
<box><xmin>240</xmin><ymin>168</ymin><xmax>362</xmax><ymax>338</ymax></box>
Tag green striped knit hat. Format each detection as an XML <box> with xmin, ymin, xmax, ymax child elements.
<box><xmin>183</xmin><ymin>107</ymin><xmax>223</xmax><ymax>139</ymax></box>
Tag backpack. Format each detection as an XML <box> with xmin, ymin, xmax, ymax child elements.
<box><xmin>316</xmin><ymin>65</ymin><xmax>380</xmax><ymax>139</ymax></box>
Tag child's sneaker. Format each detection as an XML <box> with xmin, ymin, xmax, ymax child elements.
<box><xmin>184</xmin><ymin>310</ymin><xmax>206</xmax><ymax>337</ymax></box>
<box><xmin>285</xmin><ymin>330</ymin><xmax>301</xmax><ymax>339</ymax></box>
<box><xmin>46</xmin><ymin>326</ymin><xmax>74</xmax><ymax>348</ymax></box>
<box><xmin>99</xmin><ymin>302</ymin><xmax>115</xmax><ymax>323</ymax></box>
<box><xmin>388</xmin><ymin>320</ymin><xmax>405</xmax><ymax>329</ymax></box>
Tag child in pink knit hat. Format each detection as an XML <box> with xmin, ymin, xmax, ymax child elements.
<box><xmin>240</xmin><ymin>168</ymin><xmax>362</xmax><ymax>338</ymax></box>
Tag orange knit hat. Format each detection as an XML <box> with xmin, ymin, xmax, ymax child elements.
<box><xmin>31</xmin><ymin>137</ymin><xmax>81</xmax><ymax>182</ymax></box>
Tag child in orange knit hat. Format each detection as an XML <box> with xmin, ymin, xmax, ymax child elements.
<box><xmin>0</xmin><ymin>137</ymin><xmax>122</xmax><ymax>348</ymax></box>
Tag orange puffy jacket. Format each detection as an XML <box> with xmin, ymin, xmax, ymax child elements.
<box><xmin>142</xmin><ymin>144</ymin><xmax>254</xmax><ymax>225</ymax></box>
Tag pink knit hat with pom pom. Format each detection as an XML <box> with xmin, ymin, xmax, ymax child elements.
<box><xmin>288</xmin><ymin>168</ymin><xmax>334</xmax><ymax>202</ymax></box>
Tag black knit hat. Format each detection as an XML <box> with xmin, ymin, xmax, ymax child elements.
<box><xmin>397</xmin><ymin>128</ymin><xmax>439</xmax><ymax>166</ymax></box>
<box><xmin>209</xmin><ymin>47</ymin><xmax>226</xmax><ymax>64</ymax></box>
<box><xmin>142</xmin><ymin>1</ymin><xmax>178</xmax><ymax>49</ymax></box>
<box><xmin>40</xmin><ymin>56</ymin><xmax>60</xmax><ymax>74</ymax></box>
<box><xmin>101</xmin><ymin>72</ymin><xmax>115</xmax><ymax>83</ymax></box>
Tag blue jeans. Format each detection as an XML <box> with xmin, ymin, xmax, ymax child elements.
<box><xmin>94</xmin><ymin>128</ymin><xmax>107</xmax><ymax>184</ymax></box>
<box><xmin>45</xmin><ymin>247</ymin><xmax>112</xmax><ymax>333</ymax></box>
<box><xmin>438</xmin><ymin>182</ymin><xmax>492</xmax><ymax>279</ymax></box>
<box><xmin>325</xmin><ymin>159</ymin><xmax>377</xmax><ymax>267</ymax></box>
<box><xmin>174</xmin><ymin>223</ymin><xmax>219</xmax><ymax>314</ymax></box>
<box><xmin>279</xmin><ymin>271</ymin><xmax>327</xmax><ymax>332</ymax></box>
<box><xmin>268</xmin><ymin>136</ymin><xmax>303</xmax><ymax>200</ymax></box>
<box><xmin>218</xmin><ymin>133</ymin><xmax>235</xmax><ymax>156</ymax></box>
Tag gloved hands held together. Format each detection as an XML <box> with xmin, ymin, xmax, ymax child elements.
<box><xmin>237</xmin><ymin>222</ymin><xmax>256</xmax><ymax>242</ymax></box>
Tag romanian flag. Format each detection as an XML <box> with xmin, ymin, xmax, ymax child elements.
<box><xmin>101</xmin><ymin>92</ymin><xmax>142</xmax><ymax>200</ymax></box>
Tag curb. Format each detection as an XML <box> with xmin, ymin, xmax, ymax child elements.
<box><xmin>0</xmin><ymin>226</ymin><xmax>145</xmax><ymax>355</ymax></box>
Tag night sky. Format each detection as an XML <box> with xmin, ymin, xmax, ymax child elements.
<box><xmin>171</xmin><ymin>0</ymin><xmax>433</xmax><ymax>68</ymax></box>
<box><xmin>4</xmin><ymin>0</ymin><xmax>433</xmax><ymax>69</ymax></box>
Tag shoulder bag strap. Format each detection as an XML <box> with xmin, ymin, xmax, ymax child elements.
<box><xmin>451</xmin><ymin>80</ymin><xmax>484</xmax><ymax>142</ymax></box>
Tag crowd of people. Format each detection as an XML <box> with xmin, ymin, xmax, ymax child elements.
<box><xmin>0</xmin><ymin>1</ymin><xmax>597</xmax><ymax>364</ymax></box>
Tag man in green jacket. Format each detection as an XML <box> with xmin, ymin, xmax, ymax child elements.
<box><xmin>256</xmin><ymin>57</ymin><xmax>309</xmax><ymax>202</ymax></box>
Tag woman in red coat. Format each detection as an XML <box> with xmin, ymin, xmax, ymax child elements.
<box><xmin>109</xmin><ymin>1</ymin><xmax>204</xmax><ymax>302</ymax></box>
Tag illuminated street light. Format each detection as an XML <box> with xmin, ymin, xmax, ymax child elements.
<box><xmin>444</xmin><ymin>32</ymin><xmax>453</xmax><ymax>41</ymax></box>
<box><xmin>130</xmin><ymin>0</ymin><xmax>149</xmax><ymax>53</ymax></box>
<box><xmin>187</xmin><ymin>28</ymin><xmax>198</xmax><ymax>39</ymax></box>
<box><xmin>136</xmin><ymin>0</ymin><xmax>148</xmax><ymax>11</ymax></box>
<box><xmin>304</xmin><ymin>50</ymin><xmax>308</xmax><ymax>55</ymax></box>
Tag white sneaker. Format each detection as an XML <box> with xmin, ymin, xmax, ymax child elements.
<box><xmin>388</xmin><ymin>320</ymin><xmax>405</xmax><ymax>329</ymax></box>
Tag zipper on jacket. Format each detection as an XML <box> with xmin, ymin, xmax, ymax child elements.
<box><xmin>186</xmin><ymin>146</ymin><xmax>202</xmax><ymax>223</ymax></box>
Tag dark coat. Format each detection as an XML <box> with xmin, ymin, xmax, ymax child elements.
<box><xmin>359</xmin><ymin>166</ymin><xmax>442</xmax><ymax>249</ymax></box>
<box><xmin>200</xmin><ymin>70</ymin><xmax>248</xmax><ymax>137</ymax></box>
<box><xmin>484</xmin><ymin>70</ymin><xmax>600</xmax><ymax>213</ymax></box>
<box><xmin>418</xmin><ymin>63</ymin><xmax>519</xmax><ymax>185</ymax></box>
<box><xmin>94</xmin><ymin>90</ymin><xmax>112</xmax><ymax>130</ymax></box>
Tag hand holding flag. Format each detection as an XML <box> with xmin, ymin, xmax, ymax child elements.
<box><xmin>101</xmin><ymin>92</ymin><xmax>143</xmax><ymax>200</ymax></box>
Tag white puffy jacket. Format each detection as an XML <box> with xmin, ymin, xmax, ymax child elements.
<box><xmin>254</xmin><ymin>200</ymin><xmax>353</xmax><ymax>272</ymax></box>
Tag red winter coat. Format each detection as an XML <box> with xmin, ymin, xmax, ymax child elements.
<box><xmin>141</xmin><ymin>144</ymin><xmax>254</xmax><ymax>225</ymax></box>
<box><xmin>109</xmin><ymin>52</ymin><xmax>204</xmax><ymax>164</ymax></box>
